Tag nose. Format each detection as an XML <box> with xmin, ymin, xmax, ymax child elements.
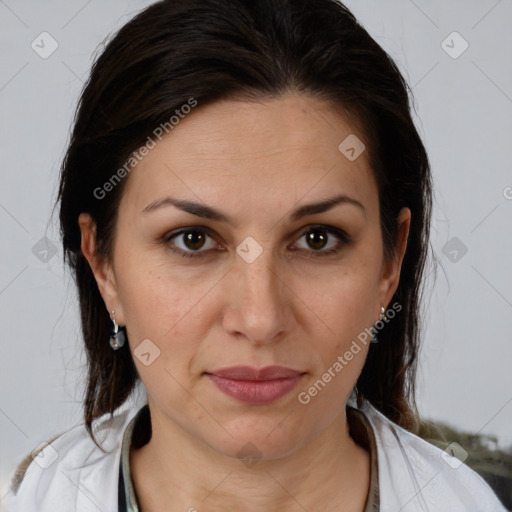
<box><xmin>221</xmin><ymin>243</ymin><xmax>291</xmax><ymax>346</ymax></box>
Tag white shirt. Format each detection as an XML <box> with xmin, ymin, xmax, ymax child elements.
<box><xmin>3</xmin><ymin>396</ymin><xmax>507</xmax><ymax>512</ymax></box>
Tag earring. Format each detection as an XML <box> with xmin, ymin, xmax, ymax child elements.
<box><xmin>109</xmin><ymin>310</ymin><xmax>126</xmax><ymax>350</ymax></box>
<box><xmin>370</xmin><ymin>306</ymin><xmax>386</xmax><ymax>343</ymax></box>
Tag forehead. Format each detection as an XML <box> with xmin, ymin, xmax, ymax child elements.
<box><xmin>120</xmin><ymin>92</ymin><xmax>378</xmax><ymax>219</ymax></box>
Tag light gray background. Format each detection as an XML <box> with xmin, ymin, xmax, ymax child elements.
<box><xmin>1</xmin><ymin>0</ymin><xmax>511</xmax><ymax>504</ymax></box>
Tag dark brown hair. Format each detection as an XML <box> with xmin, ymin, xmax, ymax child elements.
<box><xmin>58</xmin><ymin>0</ymin><xmax>433</xmax><ymax>448</ymax></box>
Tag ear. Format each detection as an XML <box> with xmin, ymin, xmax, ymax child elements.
<box><xmin>78</xmin><ymin>213</ymin><xmax>125</xmax><ymax>325</ymax></box>
<box><xmin>377</xmin><ymin>207</ymin><xmax>411</xmax><ymax>314</ymax></box>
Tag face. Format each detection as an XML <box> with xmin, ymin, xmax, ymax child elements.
<box><xmin>80</xmin><ymin>92</ymin><xmax>410</xmax><ymax>460</ymax></box>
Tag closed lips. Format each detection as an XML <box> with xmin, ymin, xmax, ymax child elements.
<box><xmin>206</xmin><ymin>365</ymin><xmax>305</xmax><ymax>380</ymax></box>
<box><xmin>205</xmin><ymin>366</ymin><xmax>306</xmax><ymax>404</ymax></box>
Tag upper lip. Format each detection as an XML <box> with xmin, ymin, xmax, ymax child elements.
<box><xmin>207</xmin><ymin>366</ymin><xmax>305</xmax><ymax>381</ymax></box>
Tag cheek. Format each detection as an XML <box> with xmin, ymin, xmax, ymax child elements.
<box><xmin>113</xmin><ymin>234</ymin><xmax>208</xmax><ymax>338</ymax></box>
<box><xmin>295</xmin><ymin>281</ymin><xmax>373</xmax><ymax>411</ymax></box>
<box><xmin>304</xmin><ymin>262</ymin><xmax>379</xmax><ymax>336</ymax></box>
<box><xmin>112</xmin><ymin>269</ymin><xmax>186</xmax><ymax>388</ymax></box>
<box><xmin>292</xmin><ymin>252</ymin><xmax>379</xmax><ymax>387</ymax></box>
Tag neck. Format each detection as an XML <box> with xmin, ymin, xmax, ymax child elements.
<box><xmin>130</xmin><ymin>404</ymin><xmax>371</xmax><ymax>512</ymax></box>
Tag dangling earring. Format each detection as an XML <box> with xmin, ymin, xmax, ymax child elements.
<box><xmin>109</xmin><ymin>310</ymin><xmax>126</xmax><ymax>350</ymax></box>
<box><xmin>370</xmin><ymin>306</ymin><xmax>386</xmax><ymax>343</ymax></box>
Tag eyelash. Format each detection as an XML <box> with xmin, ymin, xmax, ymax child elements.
<box><xmin>161</xmin><ymin>225</ymin><xmax>351</xmax><ymax>259</ymax></box>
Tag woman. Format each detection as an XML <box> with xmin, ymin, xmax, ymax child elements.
<box><xmin>5</xmin><ymin>0</ymin><xmax>506</xmax><ymax>511</ymax></box>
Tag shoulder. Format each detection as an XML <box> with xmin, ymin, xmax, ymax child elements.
<box><xmin>358</xmin><ymin>398</ymin><xmax>507</xmax><ymax>511</ymax></box>
<box><xmin>4</xmin><ymin>405</ymin><xmax>138</xmax><ymax>512</ymax></box>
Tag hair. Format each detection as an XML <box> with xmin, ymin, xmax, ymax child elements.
<box><xmin>58</xmin><ymin>0</ymin><xmax>433</xmax><ymax>448</ymax></box>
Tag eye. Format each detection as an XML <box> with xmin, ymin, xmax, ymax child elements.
<box><xmin>162</xmin><ymin>225</ymin><xmax>351</xmax><ymax>259</ymax></box>
<box><xmin>163</xmin><ymin>228</ymin><xmax>221</xmax><ymax>258</ymax></box>
<box><xmin>292</xmin><ymin>225</ymin><xmax>350</xmax><ymax>257</ymax></box>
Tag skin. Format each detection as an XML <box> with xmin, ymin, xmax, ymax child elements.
<box><xmin>79</xmin><ymin>91</ymin><xmax>410</xmax><ymax>512</ymax></box>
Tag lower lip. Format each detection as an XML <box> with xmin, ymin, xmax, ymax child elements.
<box><xmin>206</xmin><ymin>374</ymin><xmax>305</xmax><ymax>404</ymax></box>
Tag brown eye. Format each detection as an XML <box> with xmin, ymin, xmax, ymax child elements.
<box><xmin>182</xmin><ymin>231</ymin><xmax>207</xmax><ymax>250</ymax></box>
<box><xmin>293</xmin><ymin>225</ymin><xmax>351</xmax><ymax>257</ymax></box>
<box><xmin>304</xmin><ymin>228</ymin><xmax>329</xmax><ymax>250</ymax></box>
<box><xmin>164</xmin><ymin>228</ymin><xmax>219</xmax><ymax>258</ymax></box>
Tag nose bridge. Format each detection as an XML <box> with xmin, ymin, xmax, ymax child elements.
<box><xmin>225</xmin><ymin>235</ymin><xmax>288</xmax><ymax>343</ymax></box>
<box><xmin>237</xmin><ymin>236</ymin><xmax>282</xmax><ymax>304</ymax></box>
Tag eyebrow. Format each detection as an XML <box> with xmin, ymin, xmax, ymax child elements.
<box><xmin>142</xmin><ymin>193</ymin><xmax>365</xmax><ymax>223</ymax></box>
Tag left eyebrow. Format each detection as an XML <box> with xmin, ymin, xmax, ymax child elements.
<box><xmin>142</xmin><ymin>193</ymin><xmax>366</xmax><ymax>224</ymax></box>
<box><xmin>290</xmin><ymin>194</ymin><xmax>366</xmax><ymax>221</ymax></box>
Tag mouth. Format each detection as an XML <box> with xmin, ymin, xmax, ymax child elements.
<box><xmin>205</xmin><ymin>366</ymin><xmax>306</xmax><ymax>404</ymax></box>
